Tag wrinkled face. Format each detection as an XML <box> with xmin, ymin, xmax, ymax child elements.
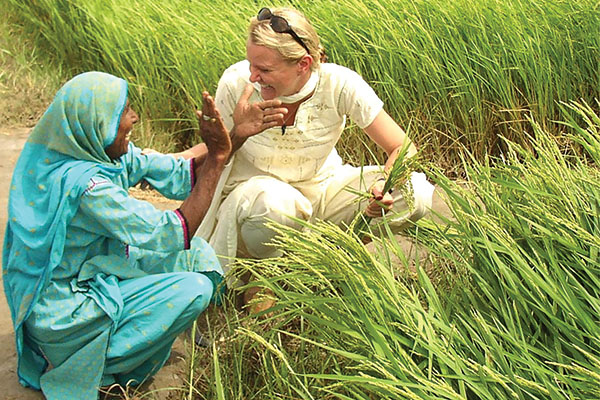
<box><xmin>246</xmin><ymin>40</ymin><xmax>307</xmax><ymax>100</ymax></box>
<box><xmin>105</xmin><ymin>100</ymin><xmax>138</xmax><ymax>159</ymax></box>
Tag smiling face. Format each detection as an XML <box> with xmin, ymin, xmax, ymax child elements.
<box><xmin>246</xmin><ymin>40</ymin><xmax>312</xmax><ymax>100</ymax></box>
<box><xmin>105</xmin><ymin>100</ymin><xmax>138</xmax><ymax>159</ymax></box>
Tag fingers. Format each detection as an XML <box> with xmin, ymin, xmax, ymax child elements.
<box><xmin>201</xmin><ymin>91</ymin><xmax>221</xmax><ymax>120</ymax></box>
<box><xmin>196</xmin><ymin>110</ymin><xmax>217</xmax><ymax>123</ymax></box>
<box><xmin>239</xmin><ymin>84</ymin><xmax>284</xmax><ymax>110</ymax></box>
<box><xmin>260</xmin><ymin>102</ymin><xmax>286</xmax><ymax>118</ymax></box>
<box><xmin>239</xmin><ymin>84</ymin><xmax>255</xmax><ymax>104</ymax></box>
<box><xmin>235</xmin><ymin>85</ymin><xmax>288</xmax><ymax>129</ymax></box>
<box><xmin>262</xmin><ymin>111</ymin><xmax>286</xmax><ymax>124</ymax></box>
<box><xmin>198</xmin><ymin>93</ymin><xmax>226</xmax><ymax>131</ymax></box>
<box><xmin>370</xmin><ymin>180</ymin><xmax>386</xmax><ymax>200</ymax></box>
<box><xmin>196</xmin><ymin>92</ymin><xmax>231</xmax><ymax>158</ymax></box>
<box><xmin>371</xmin><ymin>187</ymin><xmax>384</xmax><ymax>200</ymax></box>
<box><xmin>137</xmin><ymin>179</ymin><xmax>151</xmax><ymax>190</ymax></box>
<box><xmin>365</xmin><ymin>192</ymin><xmax>393</xmax><ymax>218</ymax></box>
<box><xmin>260</xmin><ymin>98</ymin><xmax>283</xmax><ymax>108</ymax></box>
<box><xmin>255</xmin><ymin>95</ymin><xmax>286</xmax><ymax>120</ymax></box>
<box><xmin>261</xmin><ymin>120</ymin><xmax>283</xmax><ymax>130</ymax></box>
<box><xmin>258</xmin><ymin>103</ymin><xmax>287</xmax><ymax>127</ymax></box>
<box><xmin>263</xmin><ymin>105</ymin><xmax>287</xmax><ymax>116</ymax></box>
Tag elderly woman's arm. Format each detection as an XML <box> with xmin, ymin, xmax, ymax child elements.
<box><xmin>177</xmin><ymin>92</ymin><xmax>232</xmax><ymax>236</ymax></box>
<box><xmin>74</xmin><ymin>96</ymin><xmax>230</xmax><ymax>253</ymax></box>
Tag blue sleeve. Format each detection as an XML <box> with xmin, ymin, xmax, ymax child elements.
<box><xmin>78</xmin><ymin>177</ymin><xmax>191</xmax><ymax>251</ymax></box>
<box><xmin>122</xmin><ymin>144</ymin><xmax>194</xmax><ymax>200</ymax></box>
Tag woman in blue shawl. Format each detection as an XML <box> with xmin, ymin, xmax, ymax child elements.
<box><xmin>2</xmin><ymin>71</ymin><xmax>234</xmax><ymax>399</ymax></box>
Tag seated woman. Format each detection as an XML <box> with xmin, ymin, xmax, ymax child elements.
<box><xmin>181</xmin><ymin>8</ymin><xmax>435</xmax><ymax>285</ymax></box>
<box><xmin>2</xmin><ymin>71</ymin><xmax>245</xmax><ymax>399</ymax></box>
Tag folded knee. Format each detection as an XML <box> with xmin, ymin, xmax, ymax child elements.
<box><xmin>408</xmin><ymin>172</ymin><xmax>435</xmax><ymax>221</ymax></box>
<box><xmin>238</xmin><ymin>191</ymin><xmax>311</xmax><ymax>258</ymax></box>
<box><xmin>177</xmin><ymin>272</ymin><xmax>214</xmax><ymax>314</ymax></box>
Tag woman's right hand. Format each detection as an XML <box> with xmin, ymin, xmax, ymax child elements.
<box><xmin>232</xmin><ymin>84</ymin><xmax>287</xmax><ymax>140</ymax></box>
<box><xmin>196</xmin><ymin>92</ymin><xmax>232</xmax><ymax>161</ymax></box>
<box><xmin>179</xmin><ymin>92</ymin><xmax>233</xmax><ymax>237</ymax></box>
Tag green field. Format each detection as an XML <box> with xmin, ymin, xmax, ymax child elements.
<box><xmin>3</xmin><ymin>0</ymin><xmax>600</xmax><ymax>399</ymax></box>
<box><xmin>5</xmin><ymin>0</ymin><xmax>599</xmax><ymax>168</ymax></box>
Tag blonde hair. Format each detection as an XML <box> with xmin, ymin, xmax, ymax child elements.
<box><xmin>248</xmin><ymin>7</ymin><xmax>327</xmax><ymax>71</ymax></box>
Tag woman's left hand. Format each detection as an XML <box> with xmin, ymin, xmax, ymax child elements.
<box><xmin>365</xmin><ymin>180</ymin><xmax>394</xmax><ymax>218</ymax></box>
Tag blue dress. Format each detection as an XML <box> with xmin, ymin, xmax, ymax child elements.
<box><xmin>3</xmin><ymin>71</ymin><xmax>223</xmax><ymax>400</ymax></box>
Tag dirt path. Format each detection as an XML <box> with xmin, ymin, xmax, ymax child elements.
<box><xmin>0</xmin><ymin>127</ymin><xmax>43</xmax><ymax>400</ymax></box>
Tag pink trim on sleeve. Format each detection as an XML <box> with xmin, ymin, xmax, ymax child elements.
<box><xmin>173</xmin><ymin>209</ymin><xmax>190</xmax><ymax>249</ymax></box>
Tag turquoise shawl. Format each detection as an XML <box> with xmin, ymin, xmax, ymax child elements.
<box><xmin>2</xmin><ymin>71</ymin><xmax>128</xmax><ymax>388</ymax></box>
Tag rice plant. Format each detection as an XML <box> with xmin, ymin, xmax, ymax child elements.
<box><xmin>5</xmin><ymin>0</ymin><xmax>599</xmax><ymax>166</ymax></box>
<box><xmin>196</xmin><ymin>101</ymin><xmax>600</xmax><ymax>399</ymax></box>
<box><xmin>350</xmin><ymin>139</ymin><xmax>421</xmax><ymax>239</ymax></box>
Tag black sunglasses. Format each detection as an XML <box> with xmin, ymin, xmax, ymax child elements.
<box><xmin>257</xmin><ymin>7</ymin><xmax>310</xmax><ymax>55</ymax></box>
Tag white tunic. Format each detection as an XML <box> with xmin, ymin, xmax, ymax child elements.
<box><xmin>196</xmin><ymin>61</ymin><xmax>433</xmax><ymax>273</ymax></box>
<box><xmin>216</xmin><ymin>61</ymin><xmax>383</xmax><ymax>182</ymax></box>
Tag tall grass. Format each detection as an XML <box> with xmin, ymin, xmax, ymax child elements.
<box><xmin>5</xmin><ymin>0</ymin><xmax>599</xmax><ymax>167</ymax></box>
<box><xmin>199</xmin><ymin>101</ymin><xmax>600</xmax><ymax>399</ymax></box>
<box><xmin>0</xmin><ymin>15</ymin><xmax>63</xmax><ymax>126</ymax></box>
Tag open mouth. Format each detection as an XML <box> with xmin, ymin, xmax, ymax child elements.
<box><xmin>260</xmin><ymin>85</ymin><xmax>276</xmax><ymax>98</ymax></box>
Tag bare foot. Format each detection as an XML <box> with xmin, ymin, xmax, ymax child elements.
<box><xmin>243</xmin><ymin>286</ymin><xmax>276</xmax><ymax>315</ymax></box>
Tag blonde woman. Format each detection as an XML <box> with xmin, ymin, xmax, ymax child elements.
<box><xmin>177</xmin><ymin>7</ymin><xmax>434</xmax><ymax>293</ymax></box>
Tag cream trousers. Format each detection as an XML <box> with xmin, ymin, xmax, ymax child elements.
<box><xmin>206</xmin><ymin>166</ymin><xmax>434</xmax><ymax>278</ymax></box>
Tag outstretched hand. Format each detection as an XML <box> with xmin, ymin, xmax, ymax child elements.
<box><xmin>232</xmin><ymin>84</ymin><xmax>288</xmax><ymax>139</ymax></box>
<box><xmin>196</xmin><ymin>91</ymin><xmax>232</xmax><ymax>161</ymax></box>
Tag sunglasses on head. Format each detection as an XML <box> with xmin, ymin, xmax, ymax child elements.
<box><xmin>257</xmin><ymin>7</ymin><xmax>310</xmax><ymax>55</ymax></box>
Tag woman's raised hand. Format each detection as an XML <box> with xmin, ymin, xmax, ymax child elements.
<box><xmin>232</xmin><ymin>84</ymin><xmax>287</xmax><ymax>139</ymax></box>
<box><xmin>196</xmin><ymin>92</ymin><xmax>232</xmax><ymax>161</ymax></box>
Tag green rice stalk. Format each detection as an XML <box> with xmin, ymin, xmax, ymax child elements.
<box><xmin>351</xmin><ymin>140</ymin><xmax>421</xmax><ymax>238</ymax></box>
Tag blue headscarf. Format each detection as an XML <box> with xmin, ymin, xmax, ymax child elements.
<box><xmin>2</xmin><ymin>71</ymin><xmax>128</xmax><ymax>388</ymax></box>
